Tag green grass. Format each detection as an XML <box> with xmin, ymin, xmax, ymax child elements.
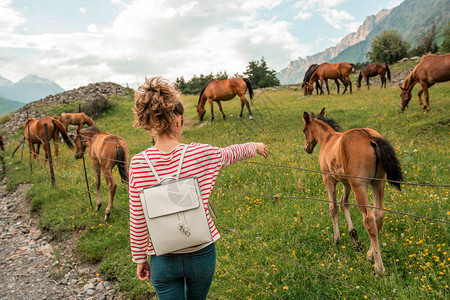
<box><xmin>3</xmin><ymin>73</ymin><xmax>449</xmax><ymax>299</ymax></box>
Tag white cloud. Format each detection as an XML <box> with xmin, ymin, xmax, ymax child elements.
<box><xmin>0</xmin><ymin>0</ymin><xmax>310</xmax><ymax>89</ymax></box>
<box><xmin>319</xmin><ymin>7</ymin><xmax>354</xmax><ymax>30</ymax></box>
<box><xmin>0</xmin><ymin>0</ymin><xmax>26</xmax><ymax>34</ymax></box>
<box><xmin>79</xmin><ymin>7</ymin><xmax>86</xmax><ymax>13</ymax></box>
<box><xmin>294</xmin><ymin>11</ymin><xmax>312</xmax><ymax>20</ymax></box>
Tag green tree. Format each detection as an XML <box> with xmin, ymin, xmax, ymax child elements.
<box><xmin>441</xmin><ymin>21</ymin><xmax>450</xmax><ymax>53</ymax></box>
<box><xmin>366</xmin><ymin>30</ymin><xmax>410</xmax><ymax>64</ymax></box>
<box><xmin>244</xmin><ymin>57</ymin><xmax>280</xmax><ymax>89</ymax></box>
<box><xmin>176</xmin><ymin>71</ymin><xmax>229</xmax><ymax>95</ymax></box>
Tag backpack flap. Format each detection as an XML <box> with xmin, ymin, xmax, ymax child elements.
<box><xmin>140</xmin><ymin>177</ymin><xmax>202</xmax><ymax>218</ymax></box>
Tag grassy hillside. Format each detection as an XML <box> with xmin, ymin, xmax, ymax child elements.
<box><xmin>0</xmin><ymin>96</ymin><xmax>24</xmax><ymax>117</ymax></box>
<box><xmin>3</xmin><ymin>74</ymin><xmax>449</xmax><ymax>298</ymax></box>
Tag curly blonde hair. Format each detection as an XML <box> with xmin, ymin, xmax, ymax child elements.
<box><xmin>133</xmin><ymin>77</ymin><xmax>184</xmax><ymax>136</ymax></box>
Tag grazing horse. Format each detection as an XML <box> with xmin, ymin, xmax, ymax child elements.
<box><xmin>356</xmin><ymin>63</ymin><xmax>391</xmax><ymax>90</ymax></box>
<box><xmin>196</xmin><ymin>78</ymin><xmax>253</xmax><ymax>121</ymax></box>
<box><xmin>302</xmin><ymin>64</ymin><xmax>346</xmax><ymax>96</ymax></box>
<box><xmin>304</xmin><ymin>62</ymin><xmax>355</xmax><ymax>95</ymax></box>
<box><xmin>302</xmin><ymin>108</ymin><xmax>402</xmax><ymax>275</ymax></box>
<box><xmin>400</xmin><ymin>53</ymin><xmax>450</xmax><ymax>112</ymax></box>
<box><xmin>58</xmin><ymin>112</ymin><xmax>95</xmax><ymax>131</ymax></box>
<box><xmin>74</xmin><ymin>126</ymin><xmax>129</xmax><ymax>222</ymax></box>
<box><xmin>24</xmin><ymin>116</ymin><xmax>73</xmax><ymax>164</ymax></box>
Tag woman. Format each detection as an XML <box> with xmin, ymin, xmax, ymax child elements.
<box><xmin>129</xmin><ymin>77</ymin><xmax>268</xmax><ymax>299</ymax></box>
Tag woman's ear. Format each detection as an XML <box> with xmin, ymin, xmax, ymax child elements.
<box><xmin>176</xmin><ymin>114</ymin><xmax>184</xmax><ymax>127</ymax></box>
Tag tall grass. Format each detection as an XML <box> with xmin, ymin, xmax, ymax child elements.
<box><xmin>4</xmin><ymin>79</ymin><xmax>449</xmax><ymax>299</ymax></box>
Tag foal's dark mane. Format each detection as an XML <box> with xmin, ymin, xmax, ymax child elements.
<box><xmin>312</xmin><ymin>113</ymin><xmax>342</xmax><ymax>132</ymax></box>
<box><xmin>80</xmin><ymin>126</ymin><xmax>100</xmax><ymax>133</ymax></box>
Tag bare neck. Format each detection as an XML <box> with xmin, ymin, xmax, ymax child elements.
<box><xmin>154</xmin><ymin>134</ymin><xmax>181</xmax><ymax>153</ymax></box>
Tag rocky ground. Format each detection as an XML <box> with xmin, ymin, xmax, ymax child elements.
<box><xmin>0</xmin><ymin>179</ymin><xmax>122</xmax><ymax>300</ymax></box>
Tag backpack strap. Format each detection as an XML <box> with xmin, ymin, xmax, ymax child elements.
<box><xmin>141</xmin><ymin>144</ymin><xmax>189</xmax><ymax>183</ymax></box>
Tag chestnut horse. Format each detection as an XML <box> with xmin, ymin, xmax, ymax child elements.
<box><xmin>304</xmin><ymin>62</ymin><xmax>355</xmax><ymax>95</ymax></box>
<box><xmin>302</xmin><ymin>108</ymin><xmax>402</xmax><ymax>275</ymax></box>
<box><xmin>74</xmin><ymin>126</ymin><xmax>129</xmax><ymax>222</ymax></box>
<box><xmin>24</xmin><ymin>116</ymin><xmax>73</xmax><ymax>164</ymax></box>
<box><xmin>356</xmin><ymin>63</ymin><xmax>391</xmax><ymax>90</ymax></box>
<box><xmin>58</xmin><ymin>112</ymin><xmax>95</xmax><ymax>131</ymax></box>
<box><xmin>196</xmin><ymin>78</ymin><xmax>253</xmax><ymax>121</ymax></box>
<box><xmin>400</xmin><ymin>53</ymin><xmax>450</xmax><ymax>112</ymax></box>
<box><xmin>302</xmin><ymin>64</ymin><xmax>346</xmax><ymax>96</ymax></box>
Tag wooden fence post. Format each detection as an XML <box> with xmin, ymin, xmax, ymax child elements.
<box><xmin>82</xmin><ymin>154</ymin><xmax>93</xmax><ymax>208</ymax></box>
<box><xmin>26</xmin><ymin>112</ymin><xmax>33</xmax><ymax>174</ymax></box>
<box><xmin>43</xmin><ymin>123</ymin><xmax>55</xmax><ymax>186</ymax></box>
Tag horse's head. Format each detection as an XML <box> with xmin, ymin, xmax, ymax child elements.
<box><xmin>74</xmin><ymin>130</ymin><xmax>87</xmax><ymax>159</ymax></box>
<box><xmin>355</xmin><ymin>80</ymin><xmax>361</xmax><ymax>89</ymax></box>
<box><xmin>196</xmin><ymin>105</ymin><xmax>206</xmax><ymax>121</ymax></box>
<box><xmin>302</xmin><ymin>107</ymin><xmax>326</xmax><ymax>154</ymax></box>
<box><xmin>399</xmin><ymin>84</ymin><xmax>411</xmax><ymax>111</ymax></box>
<box><xmin>302</xmin><ymin>82</ymin><xmax>313</xmax><ymax>96</ymax></box>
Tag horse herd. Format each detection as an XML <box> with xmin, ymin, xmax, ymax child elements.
<box><xmin>5</xmin><ymin>53</ymin><xmax>449</xmax><ymax>277</ymax></box>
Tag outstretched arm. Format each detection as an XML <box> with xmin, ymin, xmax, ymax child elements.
<box><xmin>220</xmin><ymin>142</ymin><xmax>267</xmax><ymax>167</ymax></box>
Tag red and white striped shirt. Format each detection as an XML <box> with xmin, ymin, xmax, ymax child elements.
<box><xmin>129</xmin><ymin>142</ymin><xmax>257</xmax><ymax>263</ymax></box>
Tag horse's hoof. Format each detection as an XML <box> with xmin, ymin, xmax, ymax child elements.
<box><xmin>96</xmin><ymin>204</ymin><xmax>101</xmax><ymax>210</ymax></box>
<box><xmin>104</xmin><ymin>215</ymin><xmax>110</xmax><ymax>222</ymax></box>
<box><xmin>249</xmin><ymin>115</ymin><xmax>253</xmax><ymax>120</ymax></box>
<box><xmin>374</xmin><ymin>265</ymin><xmax>385</xmax><ymax>276</ymax></box>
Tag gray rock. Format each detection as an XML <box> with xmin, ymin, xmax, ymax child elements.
<box><xmin>86</xmin><ymin>289</ymin><xmax>95</xmax><ymax>296</ymax></box>
<box><xmin>30</xmin><ymin>230</ymin><xmax>42</xmax><ymax>240</ymax></box>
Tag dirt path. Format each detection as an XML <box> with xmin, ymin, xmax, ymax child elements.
<box><xmin>0</xmin><ymin>179</ymin><xmax>120</xmax><ymax>300</ymax></box>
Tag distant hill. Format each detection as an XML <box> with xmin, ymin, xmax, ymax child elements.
<box><xmin>277</xmin><ymin>0</ymin><xmax>450</xmax><ymax>84</ymax></box>
<box><xmin>0</xmin><ymin>95</ymin><xmax>24</xmax><ymax>116</ymax></box>
<box><xmin>0</xmin><ymin>74</ymin><xmax>65</xmax><ymax>103</ymax></box>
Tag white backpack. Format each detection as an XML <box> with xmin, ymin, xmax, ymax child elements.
<box><xmin>139</xmin><ymin>145</ymin><xmax>213</xmax><ymax>256</ymax></box>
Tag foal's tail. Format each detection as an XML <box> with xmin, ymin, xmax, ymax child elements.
<box><xmin>116</xmin><ymin>145</ymin><xmax>129</xmax><ymax>184</ymax></box>
<box><xmin>385</xmin><ymin>63</ymin><xmax>391</xmax><ymax>82</ymax></box>
<box><xmin>372</xmin><ymin>137</ymin><xmax>403</xmax><ymax>190</ymax></box>
<box><xmin>243</xmin><ymin>78</ymin><xmax>253</xmax><ymax>104</ymax></box>
<box><xmin>52</xmin><ymin>119</ymin><xmax>74</xmax><ymax>150</ymax></box>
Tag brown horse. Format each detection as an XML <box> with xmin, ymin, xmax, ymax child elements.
<box><xmin>74</xmin><ymin>126</ymin><xmax>129</xmax><ymax>222</ymax></box>
<box><xmin>302</xmin><ymin>63</ymin><xmax>346</xmax><ymax>96</ymax></box>
<box><xmin>302</xmin><ymin>108</ymin><xmax>402</xmax><ymax>276</ymax></box>
<box><xmin>24</xmin><ymin>116</ymin><xmax>73</xmax><ymax>164</ymax></box>
<box><xmin>196</xmin><ymin>78</ymin><xmax>253</xmax><ymax>121</ymax></box>
<box><xmin>400</xmin><ymin>53</ymin><xmax>450</xmax><ymax>112</ymax></box>
<box><xmin>59</xmin><ymin>112</ymin><xmax>95</xmax><ymax>131</ymax></box>
<box><xmin>356</xmin><ymin>63</ymin><xmax>391</xmax><ymax>90</ymax></box>
<box><xmin>304</xmin><ymin>62</ymin><xmax>355</xmax><ymax>95</ymax></box>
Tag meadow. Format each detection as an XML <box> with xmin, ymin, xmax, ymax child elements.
<box><xmin>3</xmin><ymin>73</ymin><xmax>449</xmax><ymax>299</ymax></box>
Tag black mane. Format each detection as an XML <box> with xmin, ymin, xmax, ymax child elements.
<box><xmin>81</xmin><ymin>125</ymin><xmax>100</xmax><ymax>132</ymax></box>
<box><xmin>312</xmin><ymin>113</ymin><xmax>342</xmax><ymax>132</ymax></box>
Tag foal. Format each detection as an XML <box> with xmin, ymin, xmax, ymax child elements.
<box><xmin>302</xmin><ymin>108</ymin><xmax>402</xmax><ymax>275</ymax></box>
<box><xmin>74</xmin><ymin>126</ymin><xmax>129</xmax><ymax>222</ymax></box>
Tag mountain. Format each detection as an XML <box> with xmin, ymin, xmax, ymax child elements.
<box><xmin>0</xmin><ymin>95</ymin><xmax>24</xmax><ymax>116</ymax></box>
<box><xmin>277</xmin><ymin>0</ymin><xmax>450</xmax><ymax>84</ymax></box>
<box><xmin>0</xmin><ymin>74</ymin><xmax>65</xmax><ymax>103</ymax></box>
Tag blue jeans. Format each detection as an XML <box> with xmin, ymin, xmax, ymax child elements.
<box><xmin>150</xmin><ymin>243</ymin><xmax>216</xmax><ymax>300</ymax></box>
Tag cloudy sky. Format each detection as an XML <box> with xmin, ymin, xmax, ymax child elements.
<box><xmin>1</xmin><ymin>0</ymin><xmax>403</xmax><ymax>90</ymax></box>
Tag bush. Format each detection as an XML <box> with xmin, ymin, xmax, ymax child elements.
<box><xmin>366</xmin><ymin>30</ymin><xmax>410</xmax><ymax>64</ymax></box>
<box><xmin>79</xmin><ymin>95</ymin><xmax>113</xmax><ymax>120</ymax></box>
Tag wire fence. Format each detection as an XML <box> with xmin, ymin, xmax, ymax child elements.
<box><xmin>6</xmin><ymin>100</ymin><xmax>449</xmax><ymax>299</ymax></box>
